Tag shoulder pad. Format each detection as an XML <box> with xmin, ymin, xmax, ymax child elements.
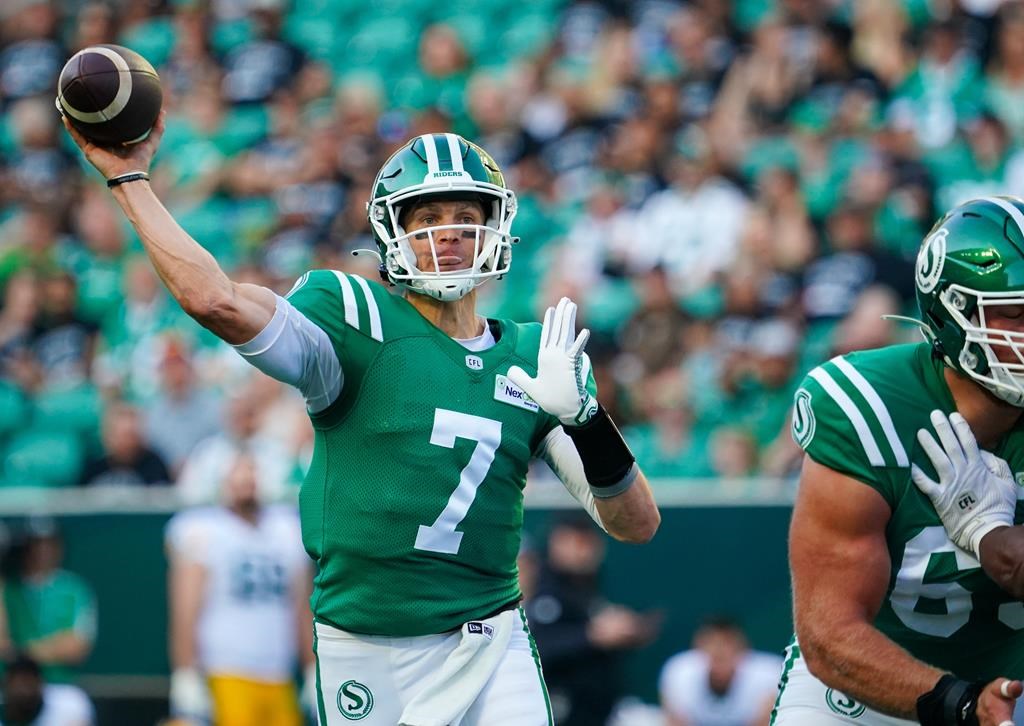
<box><xmin>796</xmin><ymin>355</ymin><xmax>910</xmax><ymax>470</ymax></box>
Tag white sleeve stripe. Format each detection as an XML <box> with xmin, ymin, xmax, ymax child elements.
<box><xmin>808</xmin><ymin>367</ymin><xmax>887</xmax><ymax>467</ymax></box>
<box><xmin>351</xmin><ymin>274</ymin><xmax>384</xmax><ymax>342</ymax></box>
<box><xmin>831</xmin><ymin>357</ymin><xmax>909</xmax><ymax>467</ymax></box>
<box><xmin>332</xmin><ymin>271</ymin><xmax>359</xmax><ymax>331</ymax></box>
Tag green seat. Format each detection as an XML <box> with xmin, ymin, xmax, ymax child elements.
<box><xmin>0</xmin><ymin>382</ymin><xmax>27</xmax><ymax>439</ymax></box>
<box><xmin>284</xmin><ymin>14</ymin><xmax>347</xmax><ymax>62</ymax></box>
<box><xmin>500</xmin><ymin>14</ymin><xmax>556</xmax><ymax>59</ymax></box>
<box><xmin>343</xmin><ymin>17</ymin><xmax>419</xmax><ymax>72</ymax></box>
<box><xmin>3</xmin><ymin>430</ymin><xmax>83</xmax><ymax>488</ymax></box>
<box><xmin>117</xmin><ymin>17</ymin><xmax>176</xmax><ymax>68</ymax></box>
<box><xmin>31</xmin><ymin>384</ymin><xmax>102</xmax><ymax>437</ymax></box>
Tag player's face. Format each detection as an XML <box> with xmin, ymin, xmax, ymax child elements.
<box><xmin>982</xmin><ymin>303</ymin><xmax>1024</xmax><ymax>364</ymax></box>
<box><xmin>404</xmin><ymin>200</ymin><xmax>487</xmax><ymax>273</ymax></box>
<box><xmin>698</xmin><ymin>631</ymin><xmax>745</xmax><ymax>693</ymax></box>
<box><xmin>224</xmin><ymin>455</ymin><xmax>259</xmax><ymax>512</ymax></box>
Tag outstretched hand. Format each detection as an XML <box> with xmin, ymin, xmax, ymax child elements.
<box><xmin>506</xmin><ymin>297</ymin><xmax>597</xmax><ymax>426</ymax></box>
<box><xmin>61</xmin><ymin>109</ymin><xmax>165</xmax><ymax>180</ymax></box>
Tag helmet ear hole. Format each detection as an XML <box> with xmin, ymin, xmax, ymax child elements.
<box><xmin>962</xmin><ymin>341</ymin><xmax>989</xmax><ymax>374</ymax></box>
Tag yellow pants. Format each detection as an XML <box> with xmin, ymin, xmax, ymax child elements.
<box><xmin>207</xmin><ymin>674</ymin><xmax>303</xmax><ymax>726</ymax></box>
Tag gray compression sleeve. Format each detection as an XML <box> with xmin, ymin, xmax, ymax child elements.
<box><xmin>232</xmin><ymin>294</ymin><xmax>343</xmax><ymax>413</ymax></box>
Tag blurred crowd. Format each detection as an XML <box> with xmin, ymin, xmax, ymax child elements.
<box><xmin>3</xmin><ymin>0</ymin><xmax>1023</xmax><ymax>487</ymax></box>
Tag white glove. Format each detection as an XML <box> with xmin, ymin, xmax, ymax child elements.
<box><xmin>911</xmin><ymin>410</ymin><xmax>1017</xmax><ymax>557</ymax></box>
<box><xmin>169</xmin><ymin>667</ymin><xmax>211</xmax><ymax>721</ymax></box>
<box><xmin>506</xmin><ymin>297</ymin><xmax>598</xmax><ymax>427</ymax></box>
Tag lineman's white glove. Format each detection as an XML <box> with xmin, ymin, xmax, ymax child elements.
<box><xmin>169</xmin><ymin>667</ymin><xmax>211</xmax><ymax>721</ymax></box>
<box><xmin>507</xmin><ymin>297</ymin><xmax>598</xmax><ymax>427</ymax></box>
<box><xmin>911</xmin><ymin>410</ymin><xmax>1017</xmax><ymax>557</ymax></box>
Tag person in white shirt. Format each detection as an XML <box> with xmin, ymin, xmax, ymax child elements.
<box><xmin>176</xmin><ymin>391</ymin><xmax>292</xmax><ymax>506</ymax></box>
<box><xmin>634</xmin><ymin>129</ymin><xmax>749</xmax><ymax>297</ymax></box>
<box><xmin>660</xmin><ymin>616</ymin><xmax>783</xmax><ymax>726</ymax></box>
<box><xmin>165</xmin><ymin>453</ymin><xmax>313</xmax><ymax>726</ymax></box>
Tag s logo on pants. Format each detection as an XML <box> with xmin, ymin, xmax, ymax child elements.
<box><xmin>337</xmin><ymin>680</ymin><xmax>373</xmax><ymax>721</ymax></box>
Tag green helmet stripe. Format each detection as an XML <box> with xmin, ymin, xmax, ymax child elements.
<box><xmin>432</xmin><ymin>133</ymin><xmax>453</xmax><ymax>169</ymax></box>
<box><xmin>419</xmin><ymin>134</ymin><xmax>441</xmax><ymax>174</ymax></box>
<box><xmin>444</xmin><ymin>133</ymin><xmax>464</xmax><ymax>173</ymax></box>
<box><xmin>984</xmin><ymin>196</ymin><xmax>1024</xmax><ymax>246</ymax></box>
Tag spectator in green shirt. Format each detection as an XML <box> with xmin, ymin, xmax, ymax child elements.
<box><xmin>2</xmin><ymin>518</ymin><xmax>96</xmax><ymax>684</ymax></box>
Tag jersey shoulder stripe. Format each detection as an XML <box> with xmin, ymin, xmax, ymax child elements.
<box><xmin>331</xmin><ymin>270</ymin><xmax>359</xmax><ymax>331</ymax></box>
<box><xmin>801</xmin><ymin>349</ymin><xmax>914</xmax><ymax>472</ymax></box>
<box><xmin>830</xmin><ymin>356</ymin><xmax>909</xmax><ymax>467</ymax></box>
<box><xmin>807</xmin><ymin>365</ymin><xmax>887</xmax><ymax>467</ymax></box>
<box><xmin>286</xmin><ymin>271</ymin><xmax>311</xmax><ymax>298</ymax></box>
<box><xmin>329</xmin><ymin>271</ymin><xmax>384</xmax><ymax>343</ymax></box>
<box><xmin>350</xmin><ymin>274</ymin><xmax>383</xmax><ymax>342</ymax></box>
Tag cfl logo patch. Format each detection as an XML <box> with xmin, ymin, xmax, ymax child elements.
<box><xmin>957</xmin><ymin>493</ymin><xmax>977</xmax><ymax>511</ymax></box>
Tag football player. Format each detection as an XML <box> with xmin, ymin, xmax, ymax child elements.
<box><xmin>166</xmin><ymin>453</ymin><xmax>312</xmax><ymax>726</ymax></box>
<box><xmin>774</xmin><ymin>197</ymin><xmax>1024</xmax><ymax>726</ymax></box>
<box><xmin>63</xmin><ymin>115</ymin><xmax>660</xmax><ymax>726</ymax></box>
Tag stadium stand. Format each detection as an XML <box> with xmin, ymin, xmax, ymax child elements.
<box><xmin>3</xmin><ymin>0</ymin><xmax>1024</xmax><ymax>721</ymax></box>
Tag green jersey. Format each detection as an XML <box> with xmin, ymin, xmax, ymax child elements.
<box><xmin>5</xmin><ymin>570</ymin><xmax>97</xmax><ymax>683</ymax></box>
<box><xmin>794</xmin><ymin>342</ymin><xmax>1024</xmax><ymax>681</ymax></box>
<box><xmin>287</xmin><ymin>270</ymin><xmax>576</xmax><ymax>636</ymax></box>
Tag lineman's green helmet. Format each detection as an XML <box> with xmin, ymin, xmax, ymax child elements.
<box><xmin>917</xmin><ymin>196</ymin><xmax>1024</xmax><ymax>406</ymax></box>
<box><xmin>367</xmin><ymin>133</ymin><xmax>517</xmax><ymax>301</ymax></box>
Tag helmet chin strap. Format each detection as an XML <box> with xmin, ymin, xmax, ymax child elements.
<box><xmin>411</xmin><ymin>277</ymin><xmax>476</xmax><ymax>301</ymax></box>
<box><xmin>964</xmin><ymin>343</ymin><xmax>1024</xmax><ymax>407</ymax></box>
<box><xmin>983</xmin><ymin>367</ymin><xmax>1024</xmax><ymax>407</ymax></box>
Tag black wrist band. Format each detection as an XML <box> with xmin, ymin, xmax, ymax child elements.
<box><xmin>917</xmin><ymin>674</ymin><xmax>982</xmax><ymax>726</ymax></box>
<box><xmin>562</xmin><ymin>404</ymin><xmax>637</xmax><ymax>496</ymax></box>
<box><xmin>106</xmin><ymin>172</ymin><xmax>150</xmax><ymax>188</ymax></box>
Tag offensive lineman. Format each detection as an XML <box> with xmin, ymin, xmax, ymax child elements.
<box><xmin>773</xmin><ymin>197</ymin><xmax>1024</xmax><ymax>726</ymax></box>
<box><xmin>165</xmin><ymin>454</ymin><xmax>313</xmax><ymax>726</ymax></box>
<box><xmin>62</xmin><ymin>114</ymin><xmax>660</xmax><ymax>726</ymax></box>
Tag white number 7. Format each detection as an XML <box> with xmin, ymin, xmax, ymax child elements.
<box><xmin>414</xmin><ymin>408</ymin><xmax>503</xmax><ymax>555</ymax></box>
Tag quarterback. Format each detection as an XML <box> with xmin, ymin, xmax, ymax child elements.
<box><xmin>63</xmin><ymin>115</ymin><xmax>659</xmax><ymax>725</ymax></box>
<box><xmin>774</xmin><ymin>197</ymin><xmax>1024</xmax><ymax>726</ymax></box>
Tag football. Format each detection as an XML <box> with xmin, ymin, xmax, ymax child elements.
<box><xmin>55</xmin><ymin>44</ymin><xmax>162</xmax><ymax>146</ymax></box>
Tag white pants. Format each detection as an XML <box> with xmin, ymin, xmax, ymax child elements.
<box><xmin>313</xmin><ymin>607</ymin><xmax>552</xmax><ymax>725</ymax></box>
<box><xmin>772</xmin><ymin>644</ymin><xmax>915</xmax><ymax>726</ymax></box>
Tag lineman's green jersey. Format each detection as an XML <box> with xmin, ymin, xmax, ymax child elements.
<box><xmin>793</xmin><ymin>341</ymin><xmax>1024</xmax><ymax>681</ymax></box>
<box><xmin>283</xmin><ymin>270</ymin><xmax>592</xmax><ymax>637</ymax></box>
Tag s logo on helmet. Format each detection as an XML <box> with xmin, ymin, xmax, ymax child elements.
<box><xmin>916</xmin><ymin>228</ymin><xmax>948</xmax><ymax>294</ymax></box>
<box><xmin>792</xmin><ymin>389</ymin><xmax>816</xmax><ymax>448</ymax></box>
